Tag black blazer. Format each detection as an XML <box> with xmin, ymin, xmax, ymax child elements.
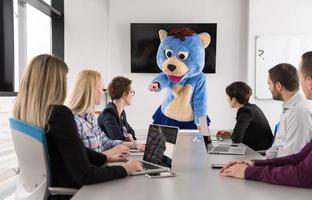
<box><xmin>98</xmin><ymin>102</ymin><xmax>136</xmax><ymax>141</ymax></box>
<box><xmin>231</xmin><ymin>103</ymin><xmax>273</xmax><ymax>151</ymax></box>
<box><xmin>45</xmin><ymin>105</ymin><xmax>127</xmax><ymax>190</ymax></box>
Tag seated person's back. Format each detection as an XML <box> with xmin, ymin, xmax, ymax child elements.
<box><xmin>46</xmin><ymin>105</ymin><xmax>127</xmax><ymax>188</ymax></box>
<box><xmin>218</xmin><ymin>81</ymin><xmax>273</xmax><ymax>151</ymax></box>
<box><xmin>232</xmin><ymin>103</ymin><xmax>273</xmax><ymax>151</ymax></box>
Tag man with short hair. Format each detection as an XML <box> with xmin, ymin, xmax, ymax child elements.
<box><xmin>266</xmin><ymin>63</ymin><xmax>312</xmax><ymax>158</ymax></box>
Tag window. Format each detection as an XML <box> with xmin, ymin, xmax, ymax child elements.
<box><xmin>0</xmin><ymin>0</ymin><xmax>15</xmax><ymax>96</ymax></box>
<box><xmin>0</xmin><ymin>0</ymin><xmax>64</xmax><ymax>198</ymax></box>
<box><xmin>26</xmin><ymin>3</ymin><xmax>52</xmax><ymax>61</ymax></box>
<box><xmin>0</xmin><ymin>0</ymin><xmax>64</xmax><ymax>96</ymax></box>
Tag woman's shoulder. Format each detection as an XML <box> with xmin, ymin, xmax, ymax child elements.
<box><xmin>49</xmin><ymin>105</ymin><xmax>74</xmax><ymax>120</ymax></box>
<box><xmin>50</xmin><ymin>104</ymin><xmax>72</xmax><ymax>113</ymax></box>
<box><xmin>46</xmin><ymin>105</ymin><xmax>77</xmax><ymax>137</ymax></box>
<box><xmin>238</xmin><ymin>103</ymin><xmax>268</xmax><ymax>121</ymax></box>
<box><xmin>100</xmin><ymin>102</ymin><xmax>117</xmax><ymax>116</ymax></box>
<box><xmin>242</xmin><ymin>103</ymin><xmax>262</xmax><ymax>111</ymax></box>
<box><xmin>72</xmin><ymin>112</ymin><xmax>86</xmax><ymax>126</ymax></box>
<box><xmin>104</xmin><ymin>102</ymin><xmax>116</xmax><ymax>110</ymax></box>
<box><xmin>239</xmin><ymin>103</ymin><xmax>253</xmax><ymax>111</ymax></box>
<box><xmin>237</xmin><ymin>104</ymin><xmax>255</xmax><ymax>117</ymax></box>
<box><xmin>246</xmin><ymin>103</ymin><xmax>266</xmax><ymax>115</ymax></box>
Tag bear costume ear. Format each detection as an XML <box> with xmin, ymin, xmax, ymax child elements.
<box><xmin>159</xmin><ymin>29</ymin><xmax>168</xmax><ymax>42</ymax></box>
<box><xmin>199</xmin><ymin>32</ymin><xmax>211</xmax><ymax>48</ymax></box>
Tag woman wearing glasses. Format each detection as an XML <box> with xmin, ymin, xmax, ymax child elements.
<box><xmin>98</xmin><ymin>76</ymin><xmax>137</xmax><ymax>142</ymax></box>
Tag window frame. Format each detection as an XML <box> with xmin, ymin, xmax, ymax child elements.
<box><xmin>0</xmin><ymin>0</ymin><xmax>64</xmax><ymax>97</ymax></box>
<box><xmin>0</xmin><ymin>0</ymin><xmax>15</xmax><ymax>96</ymax></box>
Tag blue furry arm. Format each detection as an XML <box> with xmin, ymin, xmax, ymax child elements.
<box><xmin>152</xmin><ymin>73</ymin><xmax>170</xmax><ymax>91</ymax></box>
<box><xmin>192</xmin><ymin>74</ymin><xmax>208</xmax><ymax>124</ymax></box>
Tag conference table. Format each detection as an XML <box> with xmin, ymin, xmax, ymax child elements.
<box><xmin>72</xmin><ymin>131</ymin><xmax>312</xmax><ymax>200</ymax></box>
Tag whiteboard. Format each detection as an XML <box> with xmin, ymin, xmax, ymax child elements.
<box><xmin>255</xmin><ymin>35</ymin><xmax>312</xmax><ymax>99</ymax></box>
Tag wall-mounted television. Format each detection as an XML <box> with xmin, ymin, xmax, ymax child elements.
<box><xmin>131</xmin><ymin>23</ymin><xmax>217</xmax><ymax>73</ymax></box>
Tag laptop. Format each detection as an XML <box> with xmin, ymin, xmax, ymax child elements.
<box><xmin>199</xmin><ymin>116</ymin><xmax>246</xmax><ymax>155</ymax></box>
<box><xmin>132</xmin><ymin>124</ymin><xmax>179</xmax><ymax>175</ymax></box>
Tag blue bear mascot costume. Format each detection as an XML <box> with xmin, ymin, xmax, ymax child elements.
<box><xmin>149</xmin><ymin>28</ymin><xmax>211</xmax><ymax>129</ymax></box>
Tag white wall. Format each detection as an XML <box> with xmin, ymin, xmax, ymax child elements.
<box><xmin>64</xmin><ymin>0</ymin><xmax>250</xmax><ymax>130</ymax></box>
<box><xmin>247</xmin><ymin>0</ymin><xmax>312</xmax><ymax>128</ymax></box>
<box><xmin>64</xmin><ymin>0</ymin><xmax>110</xmax><ymax>94</ymax></box>
<box><xmin>106</xmin><ymin>0</ymin><xmax>249</xmax><ymax>129</ymax></box>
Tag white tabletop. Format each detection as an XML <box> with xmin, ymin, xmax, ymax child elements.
<box><xmin>72</xmin><ymin>132</ymin><xmax>312</xmax><ymax>200</ymax></box>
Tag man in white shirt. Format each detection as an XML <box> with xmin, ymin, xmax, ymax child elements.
<box><xmin>266</xmin><ymin>63</ymin><xmax>312</xmax><ymax>158</ymax></box>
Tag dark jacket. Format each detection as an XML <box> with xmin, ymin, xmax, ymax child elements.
<box><xmin>46</xmin><ymin>105</ymin><xmax>127</xmax><ymax>190</ymax></box>
<box><xmin>231</xmin><ymin>103</ymin><xmax>273</xmax><ymax>151</ymax></box>
<box><xmin>98</xmin><ymin>102</ymin><xmax>136</xmax><ymax>141</ymax></box>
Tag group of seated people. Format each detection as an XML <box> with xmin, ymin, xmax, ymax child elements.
<box><xmin>220</xmin><ymin>52</ymin><xmax>312</xmax><ymax>188</ymax></box>
<box><xmin>66</xmin><ymin>71</ymin><xmax>145</xmax><ymax>156</ymax></box>
<box><xmin>12</xmin><ymin>56</ymin><xmax>144</xmax><ymax>200</ymax></box>
<box><xmin>11</xmin><ymin>51</ymin><xmax>312</xmax><ymax>199</ymax></box>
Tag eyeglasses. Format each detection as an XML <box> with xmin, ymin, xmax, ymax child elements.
<box><xmin>128</xmin><ymin>90</ymin><xmax>135</xmax><ymax>96</ymax></box>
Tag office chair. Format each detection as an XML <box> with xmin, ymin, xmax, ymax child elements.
<box><xmin>9</xmin><ymin>118</ymin><xmax>77</xmax><ymax>200</ymax></box>
<box><xmin>256</xmin><ymin>122</ymin><xmax>280</xmax><ymax>156</ymax></box>
<box><xmin>272</xmin><ymin>122</ymin><xmax>280</xmax><ymax>144</ymax></box>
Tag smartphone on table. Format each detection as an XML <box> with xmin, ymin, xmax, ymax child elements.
<box><xmin>145</xmin><ymin>172</ymin><xmax>176</xmax><ymax>178</ymax></box>
<box><xmin>211</xmin><ymin>164</ymin><xmax>224</xmax><ymax>169</ymax></box>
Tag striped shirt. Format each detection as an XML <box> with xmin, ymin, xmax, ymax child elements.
<box><xmin>73</xmin><ymin>113</ymin><xmax>123</xmax><ymax>152</ymax></box>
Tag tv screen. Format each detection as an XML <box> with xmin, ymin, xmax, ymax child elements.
<box><xmin>131</xmin><ymin>23</ymin><xmax>217</xmax><ymax>73</ymax></box>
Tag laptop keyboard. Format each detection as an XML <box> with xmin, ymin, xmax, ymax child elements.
<box><xmin>141</xmin><ymin>162</ymin><xmax>160</xmax><ymax>170</ymax></box>
<box><xmin>212</xmin><ymin>146</ymin><xmax>230</xmax><ymax>152</ymax></box>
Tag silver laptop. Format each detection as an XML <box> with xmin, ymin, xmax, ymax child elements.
<box><xmin>132</xmin><ymin>124</ymin><xmax>179</xmax><ymax>175</ymax></box>
<box><xmin>199</xmin><ymin>116</ymin><xmax>246</xmax><ymax>155</ymax></box>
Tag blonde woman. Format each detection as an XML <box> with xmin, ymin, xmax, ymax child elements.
<box><xmin>13</xmin><ymin>55</ymin><xmax>142</xmax><ymax>197</ymax></box>
<box><xmin>67</xmin><ymin>70</ymin><xmax>145</xmax><ymax>154</ymax></box>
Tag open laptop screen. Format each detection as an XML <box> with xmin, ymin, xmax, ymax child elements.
<box><xmin>199</xmin><ymin>116</ymin><xmax>213</xmax><ymax>151</ymax></box>
<box><xmin>143</xmin><ymin>124</ymin><xmax>178</xmax><ymax>168</ymax></box>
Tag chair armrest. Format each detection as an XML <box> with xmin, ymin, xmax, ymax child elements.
<box><xmin>256</xmin><ymin>150</ymin><xmax>267</xmax><ymax>156</ymax></box>
<box><xmin>48</xmin><ymin>187</ymin><xmax>78</xmax><ymax>196</ymax></box>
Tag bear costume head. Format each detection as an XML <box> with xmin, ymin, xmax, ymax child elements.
<box><xmin>156</xmin><ymin>28</ymin><xmax>211</xmax><ymax>83</ymax></box>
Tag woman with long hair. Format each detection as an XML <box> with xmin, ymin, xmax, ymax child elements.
<box><xmin>13</xmin><ymin>55</ymin><xmax>142</xmax><ymax>199</ymax></box>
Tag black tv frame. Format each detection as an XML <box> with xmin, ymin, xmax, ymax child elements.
<box><xmin>130</xmin><ymin>23</ymin><xmax>217</xmax><ymax>73</ymax></box>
